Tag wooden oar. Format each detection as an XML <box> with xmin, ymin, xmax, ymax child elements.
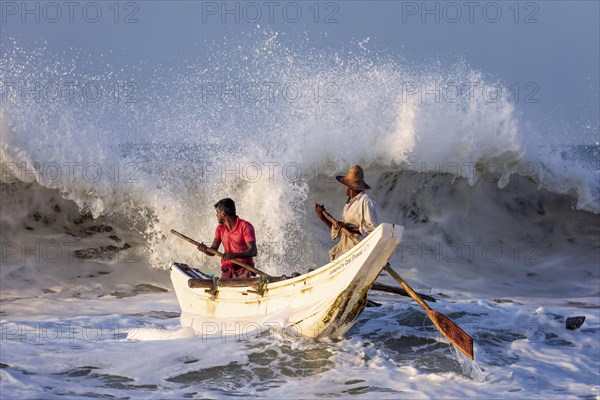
<box><xmin>382</xmin><ymin>264</ymin><xmax>474</xmax><ymax>360</ymax></box>
<box><xmin>319</xmin><ymin>209</ymin><xmax>474</xmax><ymax>360</ymax></box>
<box><xmin>170</xmin><ymin>229</ymin><xmax>268</xmax><ymax>277</ymax></box>
<box><xmin>371</xmin><ymin>282</ymin><xmax>436</xmax><ymax>303</ymax></box>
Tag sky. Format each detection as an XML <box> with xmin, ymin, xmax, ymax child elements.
<box><xmin>1</xmin><ymin>0</ymin><xmax>599</xmax><ymax>144</ymax></box>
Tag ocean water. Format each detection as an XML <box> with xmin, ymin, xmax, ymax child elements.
<box><xmin>1</xmin><ymin>2</ymin><xmax>599</xmax><ymax>399</ymax></box>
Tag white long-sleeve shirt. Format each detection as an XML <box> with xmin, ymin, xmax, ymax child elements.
<box><xmin>329</xmin><ymin>191</ymin><xmax>379</xmax><ymax>261</ymax></box>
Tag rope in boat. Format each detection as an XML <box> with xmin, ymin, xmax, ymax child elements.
<box><xmin>206</xmin><ymin>276</ymin><xmax>219</xmax><ymax>296</ymax></box>
<box><xmin>257</xmin><ymin>275</ymin><xmax>268</xmax><ymax>296</ymax></box>
<box><xmin>203</xmin><ymin>275</ymin><xmax>270</xmax><ymax>297</ymax></box>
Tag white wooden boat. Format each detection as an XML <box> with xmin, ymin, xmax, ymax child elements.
<box><xmin>170</xmin><ymin>223</ymin><xmax>403</xmax><ymax>339</ymax></box>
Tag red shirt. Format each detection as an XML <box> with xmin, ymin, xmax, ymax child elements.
<box><xmin>215</xmin><ymin>217</ymin><xmax>256</xmax><ymax>272</ymax></box>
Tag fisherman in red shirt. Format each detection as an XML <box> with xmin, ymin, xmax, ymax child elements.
<box><xmin>197</xmin><ymin>198</ymin><xmax>258</xmax><ymax>279</ymax></box>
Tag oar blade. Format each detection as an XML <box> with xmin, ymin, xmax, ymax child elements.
<box><xmin>429</xmin><ymin>310</ymin><xmax>474</xmax><ymax>360</ymax></box>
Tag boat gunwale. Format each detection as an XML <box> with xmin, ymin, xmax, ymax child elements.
<box><xmin>171</xmin><ymin>224</ymin><xmax>389</xmax><ymax>293</ymax></box>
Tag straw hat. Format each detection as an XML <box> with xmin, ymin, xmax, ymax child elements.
<box><xmin>336</xmin><ymin>165</ymin><xmax>371</xmax><ymax>190</ymax></box>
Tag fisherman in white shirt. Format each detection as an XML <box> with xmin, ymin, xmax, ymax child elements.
<box><xmin>315</xmin><ymin>165</ymin><xmax>379</xmax><ymax>261</ymax></box>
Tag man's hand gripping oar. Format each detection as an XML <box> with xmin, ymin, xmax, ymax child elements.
<box><xmin>170</xmin><ymin>229</ymin><xmax>268</xmax><ymax>277</ymax></box>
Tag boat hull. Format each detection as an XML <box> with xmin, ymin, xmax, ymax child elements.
<box><xmin>170</xmin><ymin>223</ymin><xmax>403</xmax><ymax>338</ymax></box>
